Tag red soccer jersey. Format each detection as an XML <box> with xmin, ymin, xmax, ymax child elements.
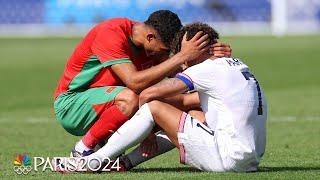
<box><xmin>54</xmin><ymin>18</ymin><xmax>154</xmax><ymax>100</ymax></box>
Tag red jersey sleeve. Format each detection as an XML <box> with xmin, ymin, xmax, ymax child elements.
<box><xmin>92</xmin><ymin>27</ymin><xmax>131</xmax><ymax>64</ymax></box>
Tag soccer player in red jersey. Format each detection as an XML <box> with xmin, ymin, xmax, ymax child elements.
<box><xmin>53</xmin><ymin>10</ymin><xmax>232</xmax><ymax>157</ymax></box>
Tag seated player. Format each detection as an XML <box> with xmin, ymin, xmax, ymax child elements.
<box><xmin>56</xmin><ymin>22</ymin><xmax>267</xmax><ymax>172</ymax></box>
<box><xmin>53</xmin><ymin>10</ymin><xmax>232</xmax><ymax>158</ymax></box>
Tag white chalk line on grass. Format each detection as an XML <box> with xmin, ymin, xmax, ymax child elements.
<box><xmin>0</xmin><ymin>115</ymin><xmax>319</xmax><ymax>124</ymax></box>
<box><xmin>26</xmin><ymin>117</ymin><xmax>52</xmax><ymax>123</ymax></box>
<box><xmin>269</xmin><ymin>116</ymin><xmax>320</xmax><ymax>122</ymax></box>
<box><xmin>0</xmin><ymin>117</ymin><xmax>53</xmax><ymax>124</ymax></box>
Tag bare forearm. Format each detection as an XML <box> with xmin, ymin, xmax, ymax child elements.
<box><xmin>128</xmin><ymin>52</ymin><xmax>189</xmax><ymax>93</ymax></box>
<box><xmin>162</xmin><ymin>92</ymin><xmax>200</xmax><ymax>110</ymax></box>
<box><xmin>161</xmin><ymin>94</ymin><xmax>186</xmax><ymax>111</ymax></box>
<box><xmin>182</xmin><ymin>92</ymin><xmax>200</xmax><ymax>109</ymax></box>
<box><xmin>139</xmin><ymin>78</ymin><xmax>189</xmax><ymax>106</ymax></box>
<box><xmin>140</xmin><ymin>93</ymin><xmax>186</xmax><ymax>110</ymax></box>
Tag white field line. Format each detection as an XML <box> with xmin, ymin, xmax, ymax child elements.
<box><xmin>25</xmin><ymin>117</ymin><xmax>52</xmax><ymax>123</ymax></box>
<box><xmin>0</xmin><ymin>117</ymin><xmax>53</xmax><ymax>124</ymax></box>
<box><xmin>268</xmin><ymin>116</ymin><xmax>320</xmax><ymax>122</ymax></box>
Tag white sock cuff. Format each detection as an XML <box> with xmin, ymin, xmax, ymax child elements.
<box><xmin>75</xmin><ymin>140</ymin><xmax>91</xmax><ymax>152</ymax></box>
<box><xmin>139</xmin><ymin>103</ymin><xmax>154</xmax><ymax>124</ymax></box>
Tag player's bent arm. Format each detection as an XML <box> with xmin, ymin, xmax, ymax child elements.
<box><xmin>182</xmin><ymin>92</ymin><xmax>201</xmax><ymax>109</ymax></box>
<box><xmin>158</xmin><ymin>94</ymin><xmax>186</xmax><ymax>111</ymax></box>
<box><xmin>111</xmin><ymin>31</ymin><xmax>211</xmax><ymax>94</ymax></box>
<box><xmin>111</xmin><ymin>52</ymin><xmax>189</xmax><ymax>94</ymax></box>
<box><xmin>158</xmin><ymin>92</ymin><xmax>200</xmax><ymax>112</ymax></box>
<box><xmin>139</xmin><ymin>78</ymin><xmax>188</xmax><ymax>106</ymax></box>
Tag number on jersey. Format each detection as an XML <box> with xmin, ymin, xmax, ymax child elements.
<box><xmin>241</xmin><ymin>71</ymin><xmax>263</xmax><ymax>115</ymax></box>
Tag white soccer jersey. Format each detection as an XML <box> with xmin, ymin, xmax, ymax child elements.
<box><xmin>175</xmin><ymin>57</ymin><xmax>267</xmax><ymax>171</ymax></box>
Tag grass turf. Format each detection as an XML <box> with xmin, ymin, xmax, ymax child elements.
<box><xmin>0</xmin><ymin>36</ymin><xmax>319</xmax><ymax>179</ymax></box>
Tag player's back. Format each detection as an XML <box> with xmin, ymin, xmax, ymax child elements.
<box><xmin>54</xmin><ymin>18</ymin><xmax>136</xmax><ymax>99</ymax></box>
<box><xmin>182</xmin><ymin>57</ymin><xmax>267</xmax><ymax>171</ymax></box>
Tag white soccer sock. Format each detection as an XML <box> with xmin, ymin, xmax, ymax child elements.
<box><xmin>88</xmin><ymin>104</ymin><xmax>155</xmax><ymax>165</ymax></box>
<box><xmin>125</xmin><ymin>131</ymin><xmax>175</xmax><ymax>168</ymax></box>
<box><xmin>75</xmin><ymin>140</ymin><xmax>91</xmax><ymax>152</ymax></box>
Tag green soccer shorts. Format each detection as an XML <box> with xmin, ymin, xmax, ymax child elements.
<box><xmin>54</xmin><ymin>86</ymin><xmax>125</xmax><ymax>136</ymax></box>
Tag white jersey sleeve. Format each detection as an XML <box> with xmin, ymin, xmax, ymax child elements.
<box><xmin>175</xmin><ymin>61</ymin><xmax>212</xmax><ymax>92</ymax></box>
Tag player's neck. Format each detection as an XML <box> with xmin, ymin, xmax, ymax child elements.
<box><xmin>209</xmin><ymin>55</ymin><xmax>218</xmax><ymax>61</ymax></box>
<box><xmin>131</xmin><ymin>23</ymin><xmax>146</xmax><ymax>47</ymax></box>
<box><xmin>200</xmin><ymin>53</ymin><xmax>214</xmax><ymax>62</ymax></box>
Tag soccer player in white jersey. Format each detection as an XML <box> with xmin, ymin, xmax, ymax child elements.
<box><xmin>56</xmin><ymin>23</ymin><xmax>267</xmax><ymax>172</ymax></box>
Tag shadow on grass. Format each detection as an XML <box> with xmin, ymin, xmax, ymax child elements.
<box><xmin>130</xmin><ymin>166</ymin><xmax>320</xmax><ymax>173</ymax></box>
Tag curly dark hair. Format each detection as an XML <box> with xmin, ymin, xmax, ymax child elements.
<box><xmin>171</xmin><ymin>22</ymin><xmax>219</xmax><ymax>54</ymax></box>
<box><xmin>145</xmin><ymin>10</ymin><xmax>182</xmax><ymax>48</ymax></box>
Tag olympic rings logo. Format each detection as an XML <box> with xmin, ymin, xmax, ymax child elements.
<box><xmin>13</xmin><ymin>166</ymin><xmax>32</xmax><ymax>175</ymax></box>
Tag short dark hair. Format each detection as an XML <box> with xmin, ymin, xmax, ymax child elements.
<box><xmin>145</xmin><ymin>10</ymin><xmax>182</xmax><ymax>47</ymax></box>
<box><xmin>171</xmin><ymin>22</ymin><xmax>219</xmax><ymax>54</ymax></box>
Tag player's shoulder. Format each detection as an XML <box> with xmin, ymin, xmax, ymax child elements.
<box><xmin>98</xmin><ymin>18</ymin><xmax>134</xmax><ymax>32</ymax></box>
<box><xmin>182</xmin><ymin>59</ymin><xmax>213</xmax><ymax>77</ymax></box>
<box><xmin>191</xmin><ymin>59</ymin><xmax>217</xmax><ymax>70</ymax></box>
<box><xmin>185</xmin><ymin>57</ymin><xmax>249</xmax><ymax>74</ymax></box>
<box><xmin>95</xmin><ymin>18</ymin><xmax>135</xmax><ymax>42</ymax></box>
<box><xmin>101</xmin><ymin>18</ymin><xmax>133</xmax><ymax>25</ymax></box>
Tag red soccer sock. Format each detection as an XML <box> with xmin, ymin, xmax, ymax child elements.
<box><xmin>82</xmin><ymin>105</ymin><xmax>129</xmax><ymax>149</ymax></box>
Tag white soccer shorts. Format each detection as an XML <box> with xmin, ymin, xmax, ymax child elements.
<box><xmin>177</xmin><ymin>112</ymin><xmax>226</xmax><ymax>172</ymax></box>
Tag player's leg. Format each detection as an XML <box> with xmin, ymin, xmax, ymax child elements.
<box><xmin>120</xmin><ymin>132</ymin><xmax>175</xmax><ymax>170</ymax></box>
<box><xmin>147</xmin><ymin>100</ymin><xmax>186</xmax><ymax>147</ymax></box>
<box><xmin>149</xmin><ymin>101</ymin><xmax>226</xmax><ymax>172</ymax></box>
<box><xmin>54</xmin><ymin>86</ymin><xmax>139</xmax><ymax>156</ymax></box>
<box><xmin>153</xmin><ymin>102</ymin><xmax>227</xmax><ymax>171</ymax></box>
<box><xmin>85</xmin><ymin>100</ymin><xmax>185</xmax><ymax>170</ymax></box>
<box><xmin>120</xmin><ymin>109</ymin><xmax>205</xmax><ymax>170</ymax></box>
<box><xmin>85</xmin><ymin>103</ymin><xmax>155</xmax><ymax>169</ymax></box>
<box><xmin>74</xmin><ymin>87</ymin><xmax>139</xmax><ymax>156</ymax></box>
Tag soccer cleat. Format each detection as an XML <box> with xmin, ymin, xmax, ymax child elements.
<box><xmin>117</xmin><ymin>158</ymin><xmax>130</xmax><ymax>172</ymax></box>
<box><xmin>70</xmin><ymin>148</ymin><xmax>94</xmax><ymax>158</ymax></box>
<box><xmin>116</xmin><ymin>160</ymin><xmax>127</xmax><ymax>172</ymax></box>
<box><xmin>117</xmin><ymin>155</ymin><xmax>133</xmax><ymax>171</ymax></box>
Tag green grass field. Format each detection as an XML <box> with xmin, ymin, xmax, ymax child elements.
<box><xmin>0</xmin><ymin>36</ymin><xmax>319</xmax><ymax>179</ymax></box>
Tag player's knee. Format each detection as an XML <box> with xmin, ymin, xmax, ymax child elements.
<box><xmin>147</xmin><ymin>100</ymin><xmax>162</xmax><ymax>116</ymax></box>
<box><xmin>115</xmin><ymin>88</ymin><xmax>138</xmax><ymax>117</ymax></box>
<box><xmin>125</xmin><ymin>90</ymin><xmax>139</xmax><ymax>114</ymax></box>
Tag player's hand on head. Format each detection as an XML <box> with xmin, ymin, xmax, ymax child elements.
<box><xmin>210</xmin><ymin>42</ymin><xmax>232</xmax><ymax>57</ymax></box>
<box><xmin>180</xmin><ymin>31</ymin><xmax>210</xmax><ymax>62</ymax></box>
<box><xmin>140</xmin><ymin>133</ymin><xmax>158</xmax><ymax>158</ymax></box>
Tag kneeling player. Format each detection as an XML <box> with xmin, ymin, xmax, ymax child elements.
<box><xmin>58</xmin><ymin>23</ymin><xmax>267</xmax><ymax>172</ymax></box>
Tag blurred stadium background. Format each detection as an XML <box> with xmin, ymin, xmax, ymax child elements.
<box><xmin>1</xmin><ymin>0</ymin><xmax>320</xmax><ymax>179</ymax></box>
<box><xmin>0</xmin><ymin>0</ymin><xmax>320</xmax><ymax>36</ymax></box>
